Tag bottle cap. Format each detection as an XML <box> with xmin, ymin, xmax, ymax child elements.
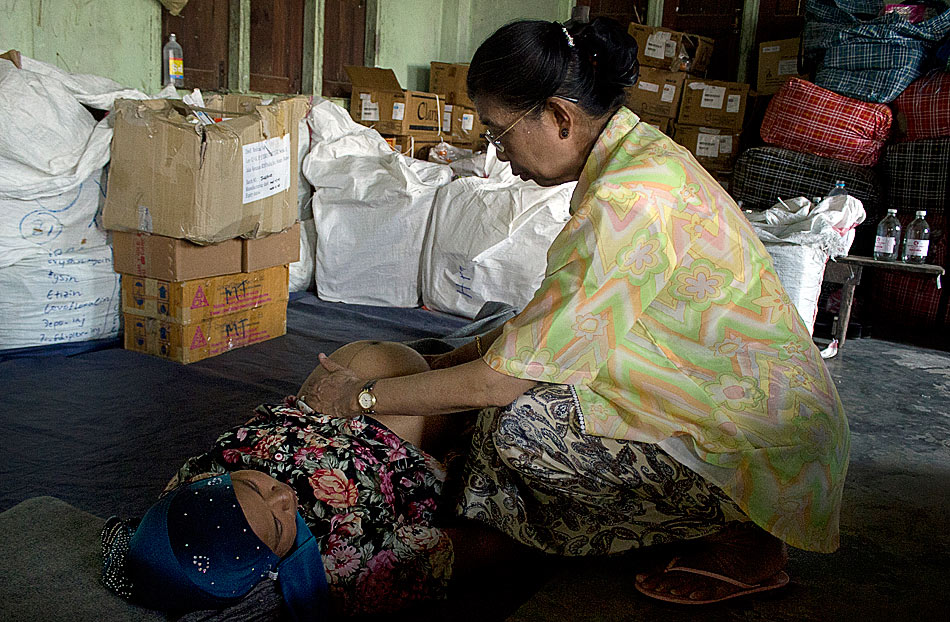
<box><xmin>916</xmin><ymin>210</ymin><xmax>926</xmax><ymax>217</ymax></box>
<box><xmin>887</xmin><ymin>209</ymin><xmax>897</xmax><ymax>214</ymax></box>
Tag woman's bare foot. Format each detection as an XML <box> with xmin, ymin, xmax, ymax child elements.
<box><xmin>635</xmin><ymin>522</ymin><xmax>789</xmax><ymax>604</ymax></box>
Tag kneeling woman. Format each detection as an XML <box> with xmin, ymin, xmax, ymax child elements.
<box><xmin>101</xmin><ymin>342</ymin><xmax>464</xmax><ymax>619</ymax></box>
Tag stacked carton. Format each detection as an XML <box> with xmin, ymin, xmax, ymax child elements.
<box><xmin>429</xmin><ymin>62</ymin><xmax>487</xmax><ymax>151</ymax></box>
<box><xmin>103</xmin><ymin>94</ymin><xmax>306</xmax><ymax>363</ymax></box>
<box><xmin>673</xmin><ymin>78</ymin><xmax>749</xmax><ymax>173</ymax></box>
<box><xmin>345</xmin><ymin>65</ymin><xmax>450</xmax><ymax>159</ymax></box>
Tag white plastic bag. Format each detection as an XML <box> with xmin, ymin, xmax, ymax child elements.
<box><xmin>421</xmin><ymin>146</ymin><xmax>575</xmax><ymax>318</ymax></box>
<box><xmin>0</xmin><ymin>169</ymin><xmax>109</xmax><ymax>269</ymax></box>
<box><xmin>0</xmin><ymin>56</ymin><xmax>149</xmax><ymax>201</ymax></box>
<box><xmin>749</xmin><ymin>195</ymin><xmax>866</xmax><ymax>334</ymax></box>
<box><xmin>0</xmin><ymin>244</ymin><xmax>121</xmax><ymax>350</ymax></box>
<box><xmin>303</xmin><ymin>100</ymin><xmax>452</xmax><ymax>306</ymax></box>
<box><xmin>289</xmin><ymin>217</ymin><xmax>316</xmax><ymax>292</ymax></box>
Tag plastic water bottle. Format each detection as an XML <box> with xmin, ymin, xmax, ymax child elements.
<box><xmin>902</xmin><ymin>210</ymin><xmax>931</xmax><ymax>264</ymax></box>
<box><xmin>873</xmin><ymin>209</ymin><xmax>901</xmax><ymax>261</ymax></box>
<box><xmin>163</xmin><ymin>34</ymin><xmax>184</xmax><ymax>87</ymax></box>
<box><xmin>826</xmin><ymin>180</ymin><xmax>848</xmax><ymax>198</ymax></box>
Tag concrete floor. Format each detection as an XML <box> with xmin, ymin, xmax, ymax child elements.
<box><xmin>492</xmin><ymin>337</ymin><xmax>950</xmax><ymax>622</ymax></box>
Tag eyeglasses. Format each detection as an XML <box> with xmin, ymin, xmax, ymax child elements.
<box><xmin>484</xmin><ymin>102</ymin><xmax>542</xmax><ymax>153</ymax></box>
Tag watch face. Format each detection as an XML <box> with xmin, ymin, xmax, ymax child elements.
<box><xmin>358</xmin><ymin>391</ymin><xmax>375</xmax><ymax>409</ymax></box>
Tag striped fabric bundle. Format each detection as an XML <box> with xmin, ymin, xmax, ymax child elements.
<box><xmin>731</xmin><ymin>145</ymin><xmax>882</xmax><ymax>214</ymax></box>
<box><xmin>761</xmin><ymin>78</ymin><xmax>892</xmax><ymax>166</ymax></box>
<box><xmin>891</xmin><ymin>71</ymin><xmax>950</xmax><ymax>142</ymax></box>
<box><xmin>804</xmin><ymin>5</ymin><xmax>950</xmax><ymax>103</ymax></box>
<box><xmin>880</xmin><ymin>138</ymin><xmax>950</xmax><ymax>214</ymax></box>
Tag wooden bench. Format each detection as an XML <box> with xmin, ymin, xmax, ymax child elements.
<box><xmin>822</xmin><ymin>256</ymin><xmax>945</xmax><ymax>349</ymax></box>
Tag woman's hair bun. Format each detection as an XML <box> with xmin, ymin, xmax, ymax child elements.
<box><xmin>571</xmin><ymin>17</ymin><xmax>640</xmax><ymax>88</ymax></box>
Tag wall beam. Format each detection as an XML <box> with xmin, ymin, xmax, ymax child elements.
<box><xmin>228</xmin><ymin>0</ymin><xmax>250</xmax><ymax>92</ymax></box>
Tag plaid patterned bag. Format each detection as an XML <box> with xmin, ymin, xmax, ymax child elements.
<box><xmin>881</xmin><ymin>139</ymin><xmax>950</xmax><ymax>214</ymax></box>
<box><xmin>891</xmin><ymin>71</ymin><xmax>950</xmax><ymax>142</ymax></box>
<box><xmin>804</xmin><ymin>4</ymin><xmax>950</xmax><ymax>103</ymax></box>
<box><xmin>760</xmin><ymin>78</ymin><xmax>892</xmax><ymax>166</ymax></box>
<box><xmin>732</xmin><ymin>146</ymin><xmax>882</xmax><ymax>215</ymax></box>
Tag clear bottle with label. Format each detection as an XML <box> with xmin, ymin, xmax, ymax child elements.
<box><xmin>826</xmin><ymin>180</ymin><xmax>848</xmax><ymax>198</ymax></box>
<box><xmin>902</xmin><ymin>210</ymin><xmax>931</xmax><ymax>264</ymax></box>
<box><xmin>163</xmin><ymin>33</ymin><xmax>184</xmax><ymax>87</ymax></box>
<box><xmin>873</xmin><ymin>209</ymin><xmax>901</xmax><ymax>261</ymax></box>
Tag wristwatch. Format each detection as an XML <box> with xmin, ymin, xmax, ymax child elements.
<box><xmin>357</xmin><ymin>379</ymin><xmax>378</xmax><ymax>415</ymax></box>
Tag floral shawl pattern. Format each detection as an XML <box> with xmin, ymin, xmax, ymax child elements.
<box><xmin>164</xmin><ymin>399</ymin><xmax>453</xmax><ymax>615</ymax></box>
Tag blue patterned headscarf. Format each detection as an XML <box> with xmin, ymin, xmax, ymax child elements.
<box><xmin>102</xmin><ymin>474</ymin><xmax>328</xmax><ymax>621</ymax></box>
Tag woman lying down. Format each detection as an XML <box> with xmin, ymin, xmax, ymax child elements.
<box><xmin>100</xmin><ymin>341</ymin><xmax>485</xmax><ymax>620</ymax></box>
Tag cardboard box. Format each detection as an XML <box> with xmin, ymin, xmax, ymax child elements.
<box><xmin>1</xmin><ymin>49</ymin><xmax>23</xmax><ymax>69</ymax></box>
<box><xmin>678</xmin><ymin>78</ymin><xmax>749</xmax><ymax>131</ymax></box>
<box><xmin>673</xmin><ymin>124</ymin><xmax>742</xmax><ymax>171</ymax></box>
<box><xmin>624</xmin><ymin>67</ymin><xmax>686</xmax><ymax>118</ymax></box>
<box><xmin>103</xmin><ymin>96</ymin><xmax>308</xmax><ymax>244</ymax></box>
<box><xmin>449</xmin><ymin>104</ymin><xmax>486</xmax><ymax>145</ymax></box>
<box><xmin>637</xmin><ymin>112</ymin><xmax>674</xmax><ymax>135</ymax></box>
<box><xmin>242</xmin><ymin>221</ymin><xmax>300</xmax><ymax>272</ymax></box>
<box><xmin>123</xmin><ymin>301</ymin><xmax>287</xmax><ymax>364</ymax></box>
<box><xmin>112</xmin><ymin>231</ymin><xmax>242</xmax><ymax>281</ymax></box>
<box><xmin>429</xmin><ymin>62</ymin><xmax>474</xmax><ymax>107</ymax></box>
<box><xmin>627</xmin><ymin>24</ymin><xmax>714</xmax><ymax>74</ymax></box>
<box><xmin>121</xmin><ymin>265</ymin><xmax>289</xmax><ymax>324</ymax></box>
<box><xmin>757</xmin><ymin>38</ymin><xmax>806</xmax><ymax>95</ymax></box>
<box><xmin>344</xmin><ymin>66</ymin><xmax>444</xmax><ymax>138</ymax></box>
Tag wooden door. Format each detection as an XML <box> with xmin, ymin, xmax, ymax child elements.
<box><xmin>322</xmin><ymin>0</ymin><xmax>367</xmax><ymax>98</ymax></box>
<box><xmin>161</xmin><ymin>0</ymin><xmax>230</xmax><ymax>91</ymax></box>
<box><xmin>574</xmin><ymin>0</ymin><xmax>650</xmax><ymax>26</ymax></box>
<box><xmin>662</xmin><ymin>0</ymin><xmax>745</xmax><ymax>81</ymax></box>
<box><xmin>250</xmin><ymin>0</ymin><xmax>305</xmax><ymax>94</ymax></box>
<box><xmin>756</xmin><ymin>0</ymin><xmax>806</xmax><ymax>44</ymax></box>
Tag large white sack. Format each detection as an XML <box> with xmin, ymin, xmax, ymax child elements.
<box><xmin>310</xmin><ymin>156</ymin><xmax>452</xmax><ymax>306</ymax></box>
<box><xmin>750</xmin><ymin>195</ymin><xmax>866</xmax><ymax>334</ymax></box>
<box><xmin>297</xmin><ymin>117</ymin><xmax>313</xmax><ymax>221</ymax></box>
<box><xmin>0</xmin><ymin>56</ymin><xmax>148</xmax><ymax>201</ymax></box>
<box><xmin>306</xmin><ymin>97</ymin><xmax>393</xmax><ymax>160</ymax></box>
<box><xmin>421</xmin><ymin>148</ymin><xmax>574</xmax><ymax>318</ymax></box>
<box><xmin>0</xmin><ymin>244</ymin><xmax>121</xmax><ymax>350</ymax></box>
<box><xmin>289</xmin><ymin>217</ymin><xmax>316</xmax><ymax>292</ymax></box>
<box><xmin>0</xmin><ymin>169</ymin><xmax>109</xmax><ymax>269</ymax></box>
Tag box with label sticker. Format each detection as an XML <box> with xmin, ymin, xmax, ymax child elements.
<box><xmin>123</xmin><ymin>301</ymin><xmax>287</xmax><ymax>364</ymax></box>
<box><xmin>627</xmin><ymin>24</ymin><xmax>714</xmax><ymax>74</ymax></box>
<box><xmin>677</xmin><ymin>78</ymin><xmax>749</xmax><ymax>131</ymax></box>
<box><xmin>102</xmin><ymin>96</ymin><xmax>308</xmax><ymax>245</ymax></box>
<box><xmin>344</xmin><ymin>66</ymin><xmax>444</xmax><ymax>139</ymax></box>
<box><xmin>448</xmin><ymin>104</ymin><xmax>487</xmax><ymax>145</ymax></box>
<box><xmin>624</xmin><ymin>67</ymin><xmax>686</xmax><ymax>118</ymax></box>
<box><xmin>757</xmin><ymin>38</ymin><xmax>805</xmax><ymax>95</ymax></box>
<box><xmin>120</xmin><ymin>265</ymin><xmax>289</xmax><ymax>324</ymax></box>
<box><xmin>672</xmin><ymin>124</ymin><xmax>742</xmax><ymax>171</ymax></box>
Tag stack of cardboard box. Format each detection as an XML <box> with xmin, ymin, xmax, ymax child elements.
<box><xmin>623</xmin><ymin>23</ymin><xmax>755</xmax><ymax>188</ymax></box>
<box><xmin>102</xmin><ymin>94</ymin><xmax>306</xmax><ymax>363</ymax></box>
<box><xmin>345</xmin><ymin>65</ymin><xmax>448</xmax><ymax>160</ymax></box>
<box><xmin>429</xmin><ymin>62</ymin><xmax>487</xmax><ymax>152</ymax></box>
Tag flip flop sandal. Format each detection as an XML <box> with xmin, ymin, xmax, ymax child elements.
<box><xmin>635</xmin><ymin>556</ymin><xmax>790</xmax><ymax>605</ymax></box>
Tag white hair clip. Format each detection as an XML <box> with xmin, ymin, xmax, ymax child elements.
<box><xmin>561</xmin><ymin>26</ymin><xmax>575</xmax><ymax>48</ymax></box>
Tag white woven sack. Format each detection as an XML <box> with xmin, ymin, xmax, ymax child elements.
<box><xmin>421</xmin><ymin>161</ymin><xmax>574</xmax><ymax>319</ymax></box>
<box><xmin>0</xmin><ymin>169</ymin><xmax>109</xmax><ymax>269</ymax></box>
<box><xmin>0</xmin><ymin>244</ymin><xmax>120</xmax><ymax>350</ymax></box>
